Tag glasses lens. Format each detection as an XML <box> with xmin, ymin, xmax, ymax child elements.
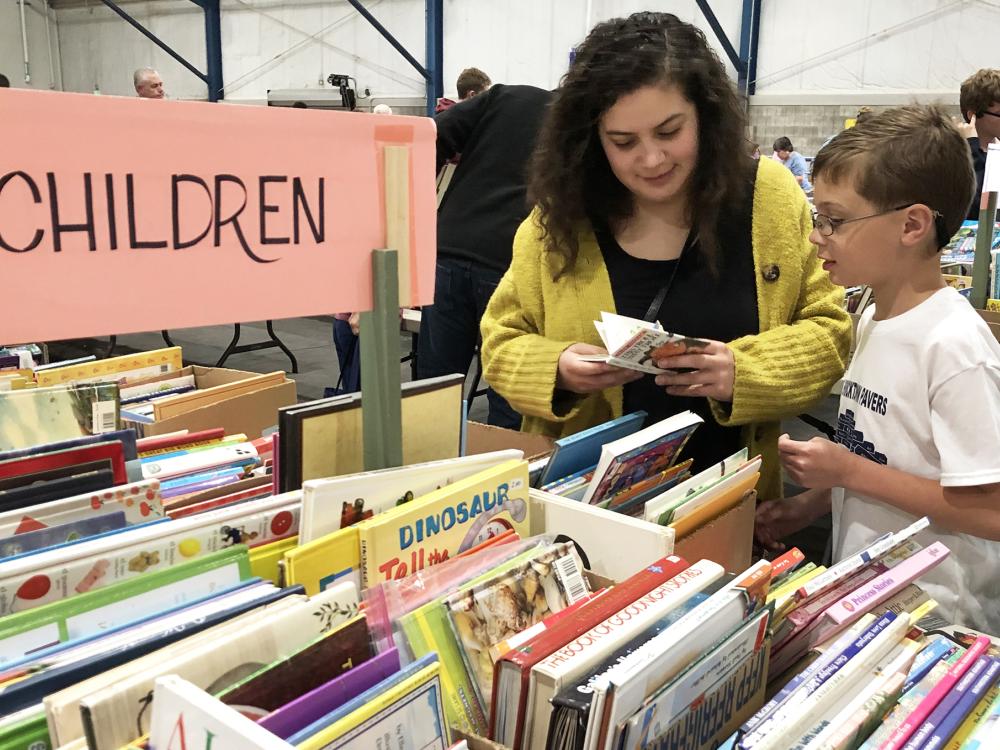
<box><xmin>812</xmin><ymin>213</ymin><xmax>833</xmax><ymax>236</ymax></box>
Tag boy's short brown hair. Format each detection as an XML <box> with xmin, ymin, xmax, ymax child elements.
<box><xmin>456</xmin><ymin>67</ymin><xmax>491</xmax><ymax>99</ymax></box>
<box><xmin>959</xmin><ymin>68</ymin><xmax>1000</xmax><ymax>122</ymax></box>
<box><xmin>812</xmin><ymin>104</ymin><xmax>975</xmax><ymax>249</ymax></box>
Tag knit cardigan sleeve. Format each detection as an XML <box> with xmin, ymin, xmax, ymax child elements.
<box><xmin>711</xmin><ymin>165</ymin><xmax>852</xmax><ymax>427</ymax></box>
<box><xmin>479</xmin><ymin>215</ymin><xmax>586</xmax><ymax>423</ymax></box>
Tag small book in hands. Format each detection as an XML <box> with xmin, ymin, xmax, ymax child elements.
<box><xmin>578</xmin><ymin>312</ymin><xmax>709</xmax><ymax>375</ymax></box>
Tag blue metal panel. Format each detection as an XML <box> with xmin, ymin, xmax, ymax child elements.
<box><xmin>738</xmin><ymin>0</ymin><xmax>762</xmax><ymax>96</ymax></box>
<box><xmin>426</xmin><ymin>0</ymin><xmax>444</xmax><ymax>115</ymax></box>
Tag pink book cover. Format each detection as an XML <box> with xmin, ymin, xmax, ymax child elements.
<box><xmin>828</xmin><ymin>542</ymin><xmax>950</xmax><ymax>626</ymax></box>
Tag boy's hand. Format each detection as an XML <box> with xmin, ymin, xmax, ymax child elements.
<box><xmin>652</xmin><ymin>339</ymin><xmax>735</xmax><ymax>402</ymax></box>
<box><xmin>953</xmin><ymin>114</ymin><xmax>977</xmax><ymax>139</ymax></box>
<box><xmin>755</xmin><ymin>488</ymin><xmax>832</xmax><ymax>552</ymax></box>
<box><xmin>779</xmin><ymin>433</ymin><xmax>850</xmax><ymax>489</ymax></box>
<box><xmin>556</xmin><ymin>343</ymin><xmax>643</xmax><ymax>394</ymax></box>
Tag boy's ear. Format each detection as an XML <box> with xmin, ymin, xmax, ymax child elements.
<box><xmin>899</xmin><ymin>204</ymin><xmax>939</xmax><ymax>251</ymax></box>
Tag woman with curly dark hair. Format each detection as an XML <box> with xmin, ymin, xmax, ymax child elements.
<box><xmin>479</xmin><ymin>12</ymin><xmax>852</xmax><ymax>500</ymax></box>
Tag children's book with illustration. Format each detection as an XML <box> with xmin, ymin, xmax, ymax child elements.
<box><xmin>578</xmin><ymin>312</ymin><xmax>710</xmax><ymax>375</ymax></box>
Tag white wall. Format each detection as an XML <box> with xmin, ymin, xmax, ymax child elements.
<box><xmin>754</xmin><ymin>0</ymin><xmax>999</xmax><ymax>98</ymax></box>
<box><xmin>46</xmin><ymin>0</ymin><xmax>1000</xmax><ymax>104</ymax></box>
<box><xmin>0</xmin><ymin>0</ymin><xmax>60</xmax><ymax>91</ymax></box>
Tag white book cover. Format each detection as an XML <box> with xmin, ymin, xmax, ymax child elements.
<box><xmin>141</xmin><ymin>442</ymin><xmax>260</xmax><ymax>480</ymax></box>
<box><xmin>744</xmin><ymin>612</ymin><xmax>913</xmax><ymax>750</ymax></box>
<box><xmin>643</xmin><ymin>448</ymin><xmax>748</xmax><ymax>523</ymax></box>
<box><xmin>0</xmin><ymin>492</ymin><xmax>300</xmax><ymax>615</ymax></box>
<box><xmin>0</xmin><ymin>478</ymin><xmax>164</xmax><ymax>538</ymax></box>
<box><xmin>595</xmin><ymin>560</ymin><xmax>771</xmax><ymax>750</ymax></box>
<box><xmin>529</xmin><ymin>489</ymin><xmax>674</xmax><ymax>581</ymax></box>
<box><xmin>300</xmin><ymin>449</ymin><xmax>523</xmax><ymax>543</ymax></box>
<box><xmin>54</xmin><ymin>581</ymin><xmax>358</xmax><ymax>748</ymax></box>
<box><xmin>524</xmin><ymin>560</ymin><xmax>725</xmax><ymax>750</ymax></box>
<box><xmin>619</xmin><ymin>606</ymin><xmax>771</xmax><ymax>750</ymax></box>
<box><xmin>149</xmin><ymin>675</ymin><xmax>294</xmax><ymax>750</ymax></box>
<box><xmin>794</xmin><ymin>516</ymin><xmax>930</xmax><ymax>602</ymax></box>
<box><xmin>579</xmin><ymin>312</ymin><xmax>710</xmax><ymax>375</ymax></box>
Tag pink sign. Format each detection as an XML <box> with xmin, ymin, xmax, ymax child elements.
<box><xmin>0</xmin><ymin>89</ymin><xmax>437</xmax><ymax>343</ymax></box>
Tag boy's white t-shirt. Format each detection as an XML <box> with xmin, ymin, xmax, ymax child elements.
<box><xmin>832</xmin><ymin>287</ymin><xmax>1000</xmax><ymax>633</ymax></box>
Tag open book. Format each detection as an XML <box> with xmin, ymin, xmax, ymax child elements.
<box><xmin>579</xmin><ymin>312</ymin><xmax>709</xmax><ymax>375</ymax></box>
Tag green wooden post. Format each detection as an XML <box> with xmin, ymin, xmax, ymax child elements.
<box><xmin>971</xmin><ymin>191</ymin><xmax>998</xmax><ymax>310</ymax></box>
<box><xmin>360</xmin><ymin>249</ymin><xmax>403</xmax><ymax>470</ymax></box>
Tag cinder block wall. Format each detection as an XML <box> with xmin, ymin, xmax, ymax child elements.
<box><xmin>748</xmin><ymin>103</ymin><xmax>962</xmax><ymax>157</ymax></box>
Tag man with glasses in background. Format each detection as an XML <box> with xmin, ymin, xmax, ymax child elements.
<box><xmin>958</xmin><ymin>68</ymin><xmax>1000</xmax><ymax>219</ymax></box>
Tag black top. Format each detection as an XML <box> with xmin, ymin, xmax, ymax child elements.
<box><xmin>435</xmin><ymin>84</ymin><xmax>553</xmax><ymax>272</ymax></box>
<box><xmin>967</xmin><ymin>137</ymin><xmax>987</xmax><ymax>220</ymax></box>
<box><xmin>595</xmin><ymin>179</ymin><xmax>759</xmax><ymax>472</ymax></box>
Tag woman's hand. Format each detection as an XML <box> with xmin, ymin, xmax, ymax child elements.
<box><xmin>779</xmin><ymin>433</ymin><xmax>851</xmax><ymax>489</ymax></box>
<box><xmin>556</xmin><ymin>343</ymin><xmax>643</xmax><ymax>394</ymax></box>
<box><xmin>754</xmin><ymin>487</ymin><xmax>832</xmax><ymax>552</ymax></box>
<box><xmin>652</xmin><ymin>339</ymin><xmax>735</xmax><ymax>401</ymax></box>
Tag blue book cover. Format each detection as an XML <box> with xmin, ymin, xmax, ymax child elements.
<box><xmin>535</xmin><ymin>411</ymin><xmax>647</xmax><ymax>488</ymax></box>
<box><xmin>286</xmin><ymin>653</ymin><xmax>440</xmax><ymax>745</ymax></box>
<box><xmin>0</xmin><ymin>517</ymin><xmax>170</xmax><ymax>563</ymax></box>
<box><xmin>0</xmin><ymin>511</ymin><xmax>128</xmax><ymax>559</ymax></box>
<box><xmin>0</xmin><ymin>583</ymin><xmax>303</xmax><ymax>714</ymax></box>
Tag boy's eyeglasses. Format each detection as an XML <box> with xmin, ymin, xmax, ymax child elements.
<box><xmin>811</xmin><ymin>204</ymin><xmax>942</xmax><ymax>237</ymax></box>
<box><xmin>977</xmin><ymin>110</ymin><xmax>1000</xmax><ymax>119</ymax></box>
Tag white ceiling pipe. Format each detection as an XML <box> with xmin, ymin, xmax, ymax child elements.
<box><xmin>19</xmin><ymin>0</ymin><xmax>31</xmax><ymax>84</ymax></box>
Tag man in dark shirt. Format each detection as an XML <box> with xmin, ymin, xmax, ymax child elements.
<box><xmin>959</xmin><ymin>69</ymin><xmax>1000</xmax><ymax>219</ymax></box>
<box><xmin>418</xmin><ymin>83</ymin><xmax>551</xmax><ymax>428</ymax></box>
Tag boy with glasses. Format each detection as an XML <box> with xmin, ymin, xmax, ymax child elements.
<box><xmin>755</xmin><ymin>105</ymin><xmax>1000</xmax><ymax>632</ymax></box>
<box><xmin>959</xmin><ymin>68</ymin><xmax>1000</xmax><ymax>219</ymax></box>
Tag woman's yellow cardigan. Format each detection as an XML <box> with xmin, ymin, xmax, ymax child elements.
<box><xmin>479</xmin><ymin>157</ymin><xmax>852</xmax><ymax>500</ymax></box>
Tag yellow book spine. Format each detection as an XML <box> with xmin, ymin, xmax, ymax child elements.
<box><xmin>35</xmin><ymin>347</ymin><xmax>182</xmax><ymax>386</ymax></box>
<box><xmin>284</xmin><ymin>527</ymin><xmax>359</xmax><ymax>596</ymax></box>
<box><xmin>945</xmin><ymin>683</ymin><xmax>1000</xmax><ymax>749</ymax></box>
<box><xmin>296</xmin><ymin>663</ymin><xmax>442</xmax><ymax>750</ymax></box>
<box><xmin>669</xmin><ymin>471</ymin><xmax>759</xmax><ymax>538</ymax></box>
<box><xmin>250</xmin><ymin>536</ymin><xmax>298</xmax><ymax>584</ymax></box>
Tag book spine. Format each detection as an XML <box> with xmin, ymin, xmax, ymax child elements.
<box><xmin>741</xmin><ymin>613</ymin><xmax>898</xmax><ymax>749</ymax></box>
<box><xmin>795</xmin><ymin>517</ymin><xmax>929</xmax><ymax>601</ymax></box>
<box><xmin>921</xmin><ymin>657</ymin><xmax>1000</xmax><ymax>750</ymax></box>
<box><xmin>770</xmin><ymin>547</ymin><xmax>805</xmax><ymax>579</ymax></box>
<box><xmin>786</xmin><ymin>564</ymin><xmax>888</xmax><ymax>628</ymax></box>
<box><xmin>879</xmin><ymin>635</ymin><xmax>991</xmax><ymax>750</ymax></box>
<box><xmin>534</xmin><ymin>559</ymin><xmax>723</xmax><ymax>678</ymax></box>
<box><xmin>962</xmin><ymin>687</ymin><xmax>1000</xmax><ymax>750</ymax></box>
<box><xmin>827</xmin><ymin>542</ymin><xmax>950</xmax><ymax>626</ymax></box>
<box><xmin>904</xmin><ymin>638</ymin><xmax>959</xmax><ymax>694</ymax></box>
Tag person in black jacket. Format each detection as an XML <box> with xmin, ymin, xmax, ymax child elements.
<box><xmin>418</xmin><ymin>83</ymin><xmax>552</xmax><ymax>429</ymax></box>
<box><xmin>959</xmin><ymin>69</ymin><xmax>1000</xmax><ymax>219</ymax></box>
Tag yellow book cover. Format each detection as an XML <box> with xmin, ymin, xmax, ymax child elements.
<box><xmin>766</xmin><ymin>563</ymin><xmax>820</xmax><ymax>603</ymax></box>
<box><xmin>987</xmin><ymin>298</ymin><xmax>1000</xmax><ymax>312</ymax></box>
<box><xmin>944</xmin><ymin>682</ymin><xmax>1000</xmax><ymax>749</ymax></box>
<box><xmin>284</xmin><ymin>527</ymin><xmax>359</xmax><ymax>595</ymax></box>
<box><xmin>669</xmin><ymin>470</ymin><xmax>759</xmax><ymax>539</ymax></box>
<box><xmin>356</xmin><ymin>459</ymin><xmax>530</xmax><ymax>589</ymax></box>
<box><xmin>296</xmin><ymin>661</ymin><xmax>447</xmax><ymax>750</ymax></box>
<box><xmin>250</xmin><ymin>536</ymin><xmax>298</xmax><ymax>584</ymax></box>
<box><xmin>35</xmin><ymin>347</ymin><xmax>183</xmax><ymax>387</ymax></box>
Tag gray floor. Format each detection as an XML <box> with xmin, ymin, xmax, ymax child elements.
<box><xmin>46</xmin><ymin>316</ymin><xmax>493</xmax><ymax>422</ymax></box>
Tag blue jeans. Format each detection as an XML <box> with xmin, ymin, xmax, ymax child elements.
<box><xmin>331</xmin><ymin>318</ymin><xmax>361</xmax><ymax>395</ymax></box>
<box><xmin>417</xmin><ymin>258</ymin><xmax>522</xmax><ymax>430</ymax></box>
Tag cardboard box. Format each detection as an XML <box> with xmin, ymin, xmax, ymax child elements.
<box><xmin>124</xmin><ymin>365</ymin><xmax>296</xmax><ymax>440</ymax></box>
<box><xmin>464</xmin><ymin>421</ymin><xmax>554</xmax><ymax>463</ymax></box>
<box><xmin>673</xmin><ymin>490</ymin><xmax>756</xmax><ymax>575</ymax></box>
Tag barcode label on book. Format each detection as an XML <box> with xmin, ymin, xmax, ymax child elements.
<box><xmin>92</xmin><ymin>400</ymin><xmax>117</xmax><ymax>434</ymax></box>
<box><xmin>554</xmin><ymin>553</ymin><xmax>588</xmax><ymax>603</ymax></box>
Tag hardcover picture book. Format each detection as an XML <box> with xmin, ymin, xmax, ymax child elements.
<box><xmin>0</xmin><ymin>383</ymin><xmax>120</xmax><ymax>452</ymax></box>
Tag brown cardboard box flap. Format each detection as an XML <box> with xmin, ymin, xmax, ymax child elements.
<box><xmin>465</xmin><ymin>422</ymin><xmax>554</xmax><ymax>463</ymax></box>
<box><xmin>672</xmin><ymin>490</ymin><xmax>756</xmax><ymax>574</ymax></box>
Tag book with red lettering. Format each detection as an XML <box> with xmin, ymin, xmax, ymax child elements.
<box><xmin>136</xmin><ymin>428</ymin><xmax>226</xmax><ymax>456</ymax></box>
<box><xmin>0</xmin><ymin>440</ymin><xmax>127</xmax><ymax>486</ymax></box>
<box><xmin>490</xmin><ymin>555</ymin><xmax>691</xmax><ymax>750</ymax></box>
<box><xmin>525</xmin><ymin>559</ymin><xmax>725</xmax><ymax>750</ymax></box>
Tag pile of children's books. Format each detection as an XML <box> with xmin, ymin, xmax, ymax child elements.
<box><xmin>536</xmin><ymin>410</ymin><xmax>761</xmax><ymax>542</ymax></box>
<box><xmin>3</xmin><ymin>345</ymin><xmax>1000</xmax><ymax>750</ymax></box>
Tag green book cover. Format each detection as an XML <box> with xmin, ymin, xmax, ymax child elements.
<box><xmin>0</xmin><ymin>711</ymin><xmax>49</xmax><ymax>750</ymax></box>
<box><xmin>399</xmin><ymin>544</ymin><xmax>550</xmax><ymax>736</ymax></box>
<box><xmin>0</xmin><ymin>545</ymin><xmax>251</xmax><ymax>663</ymax></box>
